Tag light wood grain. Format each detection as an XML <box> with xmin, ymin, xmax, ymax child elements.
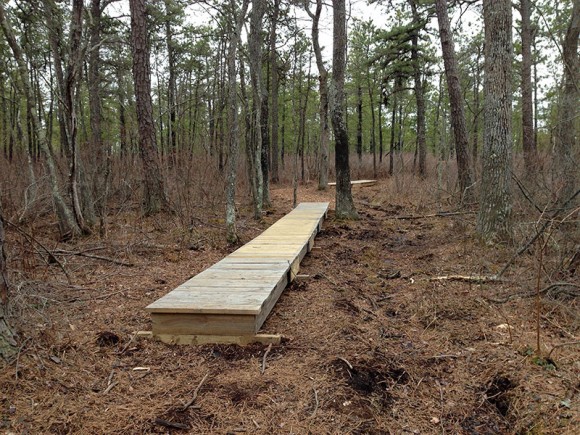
<box><xmin>146</xmin><ymin>202</ymin><xmax>329</xmax><ymax>337</ymax></box>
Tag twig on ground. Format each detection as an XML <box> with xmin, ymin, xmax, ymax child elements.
<box><xmin>181</xmin><ymin>373</ymin><xmax>209</xmax><ymax>411</ymax></box>
<box><xmin>102</xmin><ymin>381</ymin><xmax>117</xmax><ymax>395</ymax></box>
<box><xmin>154</xmin><ymin>418</ymin><xmax>189</xmax><ymax>430</ymax></box>
<box><xmin>337</xmin><ymin>357</ymin><xmax>353</xmax><ymax>370</ymax></box>
<box><xmin>427</xmin><ymin>275</ymin><xmax>508</xmax><ymax>284</ymax></box>
<box><xmin>5</xmin><ymin>221</ymin><xmax>71</xmax><ymax>283</ymax></box>
<box><xmin>547</xmin><ymin>341</ymin><xmax>580</xmax><ymax>359</ymax></box>
<box><xmin>261</xmin><ymin>343</ymin><xmax>272</xmax><ymax>374</ymax></box>
<box><xmin>386</xmin><ymin>211</ymin><xmax>476</xmax><ymax>220</ymax></box>
<box><xmin>498</xmin><ymin>188</ymin><xmax>580</xmax><ymax>277</ymax></box>
<box><xmin>118</xmin><ymin>333</ymin><xmax>137</xmax><ymax>355</ymax></box>
<box><xmin>310</xmin><ymin>388</ymin><xmax>319</xmax><ymax>418</ymax></box>
<box><xmin>53</xmin><ymin>250</ymin><xmax>134</xmax><ymax>267</ymax></box>
<box><xmin>486</xmin><ymin>282</ymin><xmax>580</xmax><ymax>303</ymax></box>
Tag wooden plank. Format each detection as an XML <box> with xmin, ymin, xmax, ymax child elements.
<box><xmin>146</xmin><ymin>202</ymin><xmax>329</xmax><ymax>339</ymax></box>
<box><xmin>154</xmin><ymin>333</ymin><xmax>282</xmax><ymax>345</ymax></box>
<box><xmin>328</xmin><ymin>179</ymin><xmax>376</xmax><ymax>187</ymax></box>
<box><xmin>152</xmin><ymin>312</ymin><xmax>257</xmax><ymax>335</ymax></box>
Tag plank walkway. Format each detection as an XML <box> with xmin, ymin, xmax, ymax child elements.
<box><xmin>145</xmin><ymin>202</ymin><xmax>329</xmax><ymax>344</ymax></box>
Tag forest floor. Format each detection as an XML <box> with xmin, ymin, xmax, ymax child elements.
<box><xmin>0</xmin><ymin>178</ymin><xmax>578</xmax><ymax>434</ymax></box>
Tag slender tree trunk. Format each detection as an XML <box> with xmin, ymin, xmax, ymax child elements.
<box><xmin>555</xmin><ymin>0</ymin><xmax>579</xmax><ymax>204</ymax></box>
<box><xmin>66</xmin><ymin>0</ymin><xmax>92</xmax><ymax>234</ymax></box>
<box><xmin>88</xmin><ymin>0</ymin><xmax>107</xmax><ymax>234</ymax></box>
<box><xmin>520</xmin><ymin>0</ymin><xmax>536</xmax><ymax>174</ymax></box>
<box><xmin>270</xmin><ymin>0</ymin><xmax>281</xmax><ymax>183</ymax></box>
<box><xmin>368</xmin><ymin>75</ymin><xmax>377</xmax><ymax>178</ymax></box>
<box><xmin>389</xmin><ymin>80</ymin><xmax>399</xmax><ymax>176</ymax></box>
<box><xmin>129</xmin><ymin>0</ymin><xmax>167</xmax><ymax>215</ymax></box>
<box><xmin>248</xmin><ymin>0</ymin><xmax>266</xmax><ymax>219</ymax></box>
<box><xmin>331</xmin><ymin>0</ymin><xmax>357</xmax><ymax>219</ymax></box>
<box><xmin>378</xmin><ymin>91</ymin><xmax>386</xmax><ymax>163</ymax></box>
<box><xmin>0</xmin><ymin>201</ymin><xmax>16</xmax><ymax>360</ymax></box>
<box><xmin>435</xmin><ymin>0</ymin><xmax>474</xmax><ymax>202</ymax></box>
<box><xmin>164</xmin><ymin>0</ymin><xmax>177</xmax><ymax>155</ymax></box>
<box><xmin>409</xmin><ymin>0</ymin><xmax>426</xmax><ymax>178</ymax></box>
<box><xmin>305</xmin><ymin>0</ymin><xmax>329</xmax><ymax>190</ymax></box>
<box><xmin>477</xmin><ymin>0</ymin><xmax>513</xmax><ymax>242</ymax></box>
<box><xmin>43</xmin><ymin>0</ymin><xmax>69</xmax><ymax>157</ymax></box>
<box><xmin>472</xmin><ymin>46</ymin><xmax>482</xmax><ymax>170</ymax></box>
<box><xmin>225</xmin><ymin>0</ymin><xmax>250</xmax><ymax>244</ymax></box>
<box><xmin>0</xmin><ymin>3</ymin><xmax>80</xmax><ymax>239</ymax></box>
<box><xmin>356</xmin><ymin>84</ymin><xmax>363</xmax><ymax>161</ymax></box>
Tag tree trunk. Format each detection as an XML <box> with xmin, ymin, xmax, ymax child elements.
<box><xmin>435</xmin><ymin>0</ymin><xmax>474</xmax><ymax>202</ymax></box>
<box><xmin>356</xmin><ymin>84</ymin><xmax>363</xmax><ymax>161</ymax></box>
<box><xmin>368</xmin><ymin>73</ymin><xmax>377</xmax><ymax>178</ymax></box>
<box><xmin>89</xmin><ymin>0</ymin><xmax>110</xmax><ymax>234</ymax></box>
<box><xmin>164</xmin><ymin>0</ymin><xmax>177</xmax><ymax>154</ymax></box>
<box><xmin>409</xmin><ymin>0</ymin><xmax>426</xmax><ymax>178</ymax></box>
<box><xmin>520</xmin><ymin>0</ymin><xmax>536</xmax><ymax>174</ymax></box>
<box><xmin>305</xmin><ymin>0</ymin><xmax>330</xmax><ymax>190</ymax></box>
<box><xmin>477</xmin><ymin>0</ymin><xmax>513</xmax><ymax>242</ymax></box>
<box><xmin>331</xmin><ymin>0</ymin><xmax>357</xmax><ymax>219</ymax></box>
<box><xmin>0</xmin><ymin>2</ymin><xmax>80</xmax><ymax>239</ymax></box>
<box><xmin>0</xmin><ymin>201</ymin><xmax>16</xmax><ymax>360</ymax></box>
<box><xmin>225</xmin><ymin>0</ymin><xmax>250</xmax><ymax>244</ymax></box>
<box><xmin>270</xmin><ymin>0</ymin><xmax>281</xmax><ymax>183</ymax></box>
<box><xmin>66</xmin><ymin>0</ymin><xmax>92</xmax><ymax>234</ymax></box>
<box><xmin>555</xmin><ymin>0</ymin><xmax>579</xmax><ymax>204</ymax></box>
<box><xmin>248</xmin><ymin>0</ymin><xmax>266</xmax><ymax>219</ymax></box>
<box><xmin>389</xmin><ymin>80</ymin><xmax>399</xmax><ymax>176</ymax></box>
<box><xmin>129</xmin><ymin>0</ymin><xmax>167</xmax><ymax>215</ymax></box>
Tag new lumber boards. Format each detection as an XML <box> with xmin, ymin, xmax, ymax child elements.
<box><xmin>145</xmin><ymin>202</ymin><xmax>329</xmax><ymax>343</ymax></box>
<box><xmin>328</xmin><ymin>179</ymin><xmax>376</xmax><ymax>187</ymax></box>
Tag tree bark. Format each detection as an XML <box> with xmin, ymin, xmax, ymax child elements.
<box><xmin>0</xmin><ymin>194</ymin><xmax>17</xmax><ymax>360</ymax></box>
<box><xmin>270</xmin><ymin>0</ymin><xmax>281</xmax><ymax>184</ymax></box>
<box><xmin>164</xmin><ymin>0</ymin><xmax>177</xmax><ymax>155</ymax></box>
<box><xmin>409</xmin><ymin>0</ymin><xmax>426</xmax><ymax>178</ymax></box>
<box><xmin>520</xmin><ymin>0</ymin><xmax>536</xmax><ymax>174</ymax></box>
<box><xmin>477</xmin><ymin>0</ymin><xmax>513</xmax><ymax>242</ymax></box>
<box><xmin>67</xmin><ymin>0</ymin><xmax>92</xmax><ymax>234</ymax></box>
<box><xmin>305</xmin><ymin>0</ymin><xmax>330</xmax><ymax>190</ymax></box>
<box><xmin>0</xmin><ymin>2</ymin><xmax>80</xmax><ymax>239</ymax></box>
<box><xmin>248</xmin><ymin>0</ymin><xmax>267</xmax><ymax>219</ymax></box>
<box><xmin>331</xmin><ymin>0</ymin><xmax>358</xmax><ymax>219</ymax></box>
<box><xmin>555</xmin><ymin>0</ymin><xmax>579</xmax><ymax>204</ymax></box>
<box><xmin>435</xmin><ymin>0</ymin><xmax>474</xmax><ymax>202</ymax></box>
<box><xmin>225</xmin><ymin>0</ymin><xmax>249</xmax><ymax>244</ymax></box>
<box><xmin>129</xmin><ymin>0</ymin><xmax>168</xmax><ymax>215</ymax></box>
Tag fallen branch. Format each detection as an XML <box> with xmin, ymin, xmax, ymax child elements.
<box><xmin>53</xmin><ymin>249</ymin><xmax>134</xmax><ymax>267</ymax></box>
<box><xmin>498</xmin><ymin>187</ymin><xmax>580</xmax><ymax>277</ymax></box>
<box><xmin>486</xmin><ymin>282</ymin><xmax>580</xmax><ymax>303</ymax></box>
<box><xmin>427</xmin><ymin>275</ymin><xmax>507</xmax><ymax>284</ymax></box>
<box><xmin>386</xmin><ymin>211</ymin><xmax>476</xmax><ymax>220</ymax></box>
<box><xmin>261</xmin><ymin>343</ymin><xmax>272</xmax><ymax>374</ymax></box>
<box><xmin>547</xmin><ymin>341</ymin><xmax>580</xmax><ymax>359</ymax></box>
<box><xmin>154</xmin><ymin>418</ymin><xmax>189</xmax><ymax>430</ymax></box>
<box><xmin>5</xmin><ymin>221</ymin><xmax>71</xmax><ymax>283</ymax></box>
<box><xmin>181</xmin><ymin>373</ymin><xmax>209</xmax><ymax>411</ymax></box>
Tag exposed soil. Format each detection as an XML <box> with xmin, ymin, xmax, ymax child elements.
<box><xmin>1</xmin><ymin>179</ymin><xmax>578</xmax><ymax>434</ymax></box>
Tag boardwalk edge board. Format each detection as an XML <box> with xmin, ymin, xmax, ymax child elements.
<box><xmin>144</xmin><ymin>202</ymin><xmax>329</xmax><ymax>344</ymax></box>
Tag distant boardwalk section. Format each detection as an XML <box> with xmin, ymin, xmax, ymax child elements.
<box><xmin>145</xmin><ymin>202</ymin><xmax>329</xmax><ymax>344</ymax></box>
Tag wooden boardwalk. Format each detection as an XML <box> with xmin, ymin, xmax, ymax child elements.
<box><xmin>145</xmin><ymin>202</ymin><xmax>329</xmax><ymax>344</ymax></box>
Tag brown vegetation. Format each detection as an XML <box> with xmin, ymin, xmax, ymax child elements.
<box><xmin>0</xmin><ymin>154</ymin><xmax>578</xmax><ymax>434</ymax></box>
